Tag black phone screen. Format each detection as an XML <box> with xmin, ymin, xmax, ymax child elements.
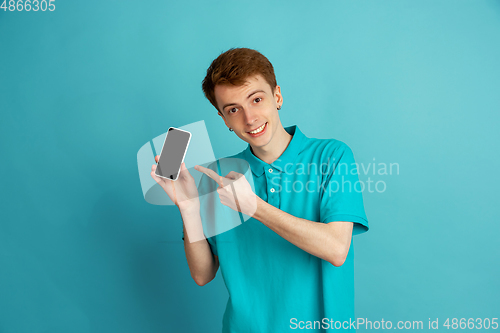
<box><xmin>155</xmin><ymin>127</ymin><xmax>191</xmax><ymax>181</ymax></box>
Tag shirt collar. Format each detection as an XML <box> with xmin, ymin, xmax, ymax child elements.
<box><xmin>243</xmin><ymin>125</ymin><xmax>307</xmax><ymax>176</ymax></box>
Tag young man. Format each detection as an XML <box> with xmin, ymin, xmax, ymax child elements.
<box><xmin>151</xmin><ymin>48</ymin><xmax>369</xmax><ymax>332</ymax></box>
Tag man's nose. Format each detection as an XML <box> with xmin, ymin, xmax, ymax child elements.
<box><xmin>243</xmin><ymin>108</ymin><xmax>258</xmax><ymax>125</ymax></box>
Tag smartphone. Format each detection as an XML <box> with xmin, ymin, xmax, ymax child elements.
<box><xmin>155</xmin><ymin>127</ymin><xmax>192</xmax><ymax>181</ymax></box>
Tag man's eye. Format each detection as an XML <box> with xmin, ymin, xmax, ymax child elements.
<box><xmin>254</xmin><ymin>97</ymin><xmax>262</xmax><ymax>103</ymax></box>
<box><xmin>228</xmin><ymin>107</ymin><xmax>238</xmax><ymax>114</ymax></box>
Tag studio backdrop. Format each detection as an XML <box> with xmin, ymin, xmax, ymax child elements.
<box><xmin>0</xmin><ymin>1</ymin><xmax>499</xmax><ymax>332</ymax></box>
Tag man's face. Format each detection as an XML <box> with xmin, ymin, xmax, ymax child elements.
<box><xmin>215</xmin><ymin>74</ymin><xmax>283</xmax><ymax>149</ymax></box>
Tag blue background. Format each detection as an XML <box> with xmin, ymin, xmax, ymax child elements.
<box><xmin>1</xmin><ymin>1</ymin><xmax>499</xmax><ymax>332</ymax></box>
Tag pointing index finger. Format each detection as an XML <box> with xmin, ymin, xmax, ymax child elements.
<box><xmin>194</xmin><ymin>165</ymin><xmax>224</xmax><ymax>187</ymax></box>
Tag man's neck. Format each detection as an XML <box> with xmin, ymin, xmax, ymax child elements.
<box><xmin>250</xmin><ymin>125</ymin><xmax>293</xmax><ymax>165</ymax></box>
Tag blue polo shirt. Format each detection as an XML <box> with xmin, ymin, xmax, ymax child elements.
<box><xmin>186</xmin><ymin>125</ymin><xmax>369</xmax><ymax>332</ymax></box>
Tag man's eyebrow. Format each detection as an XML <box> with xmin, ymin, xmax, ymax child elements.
<box><xmin>222</xmin><ymin>90</ymin><xmax>266</xmax><ymax>111</ymax></box>
<box><xmin>247</xmin><ymin>89</ymin><xmax>265</xmax><ymax>99</ymax></box>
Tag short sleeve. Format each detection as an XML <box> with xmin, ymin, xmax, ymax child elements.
<box><xmin>319</xmin><ymin>143</ymin><xmax>369</xmax><ymax>235</ymax></box>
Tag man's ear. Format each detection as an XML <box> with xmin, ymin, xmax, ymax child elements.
<box><xmin>274</xmin><ymin>85</ymin><xmax>283</xmax><ymax>107</ymax></box>
<box><xmin>218</xmin><ymin>111</ymin><xmax>230</xmax><ymax>128</ymax></box>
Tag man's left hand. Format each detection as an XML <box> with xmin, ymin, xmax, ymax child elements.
<box><xmin>194</xmin><ymin>165</ymin><xmax>258</xmax><ymax>217</ymax></box>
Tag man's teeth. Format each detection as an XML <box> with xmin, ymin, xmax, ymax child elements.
<box><xmin>249</xmin><ymin>123</ymin><xmax>266</xmax><ymax>134</ymax></box>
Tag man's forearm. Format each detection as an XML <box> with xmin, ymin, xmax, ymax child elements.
<box><xmin>181</xmin><ymin>209</ymin><xmax>218</xmax><ymax>285</ymax></box>
<box><xmin>252</xmin><ymin>196</ymin><xmax>352</xmax><ymax>266</ymax></box>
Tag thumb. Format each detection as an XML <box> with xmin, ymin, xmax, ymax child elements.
<box><xmin>179</xmin><ymin>162</ymin><xmax>189</xmax><ymax>179</ymax></box>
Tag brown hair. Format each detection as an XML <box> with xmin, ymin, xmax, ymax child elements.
<box><xmin>202</xmin><ymin>48</ymin><xmax>277</xmax><ymax>112</ymax></box>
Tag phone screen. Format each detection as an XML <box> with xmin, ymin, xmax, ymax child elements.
<box><xmin>155</xmin><ymin>127</ymin><xmax>191</xmax><ymax>181</ymax></box>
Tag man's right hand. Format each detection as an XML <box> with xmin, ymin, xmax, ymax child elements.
<box><xmin>151</xmin><ymin>156</ymin><xmax>200</xmax><ymax>212</ymax></box>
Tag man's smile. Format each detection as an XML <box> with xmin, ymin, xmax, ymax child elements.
<box><xmin>247</xmin><ymin>122</ymin><xmax>268</xmax><ymax>136</ymax></box>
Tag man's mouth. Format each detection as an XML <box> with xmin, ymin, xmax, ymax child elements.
<box><xmin>247</xmin><ymin>122</ymin><xmax>267</xmax><ymax>135</ymax></box>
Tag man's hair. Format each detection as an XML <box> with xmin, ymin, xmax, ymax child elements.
<box><xmin>202</xmin><ymin>48</ymin><xmax>277</xmax><ymax>112</ymax></box>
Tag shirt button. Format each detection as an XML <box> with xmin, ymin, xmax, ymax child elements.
<box><xmin>268</xmin><ymin>168</ymin><xmax>273</xmax><ymax>173</ymax></box>
<box><xmin>270</xmin><ymin>188</ymin><xmax>275</xmax><ymax>193</ymax></box>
